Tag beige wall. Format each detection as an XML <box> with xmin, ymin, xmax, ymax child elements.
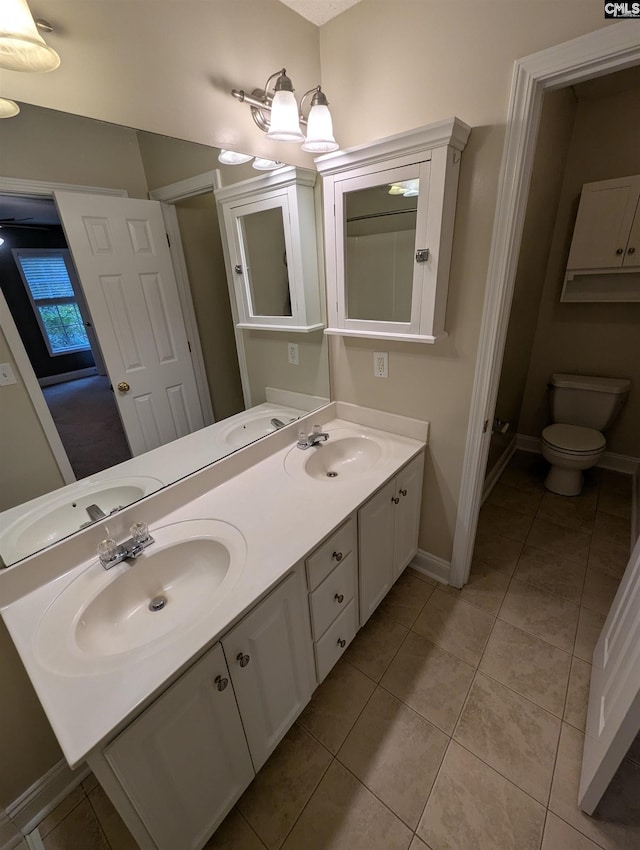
<box><xmin>488</xmin><ymin>87</ymin><xmax>577</xmax><ymax>473</ymax></box>
<box><xmin>244</xmin><ymin>329</ymin><xmax>329</xmax><ymax>405</ymax></box>
<box><xmin>0</xmin><ymin>328</ymin><xmax>65</xmax><ymax>512</ymax></box>
<box><xmin>519</xmin><ymin>85</ymin><xmax>640</xmax><ymax>456</ymax></box>
<box><xmin>320</xmin><ymin>0</ymin><xmax>613</xmax><ymax>559</ymax></box>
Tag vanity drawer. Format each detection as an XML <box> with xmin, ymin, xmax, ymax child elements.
<box><xmin>309</xmin><ymin>553</ymin><xmax>357</xmax><ymax>639</ymax></box>
<box><xmin>314</xmin><ymin>599</ymin><xmax>358</xmax><ymax>683</ymax></box>
<box><xmin>306</xmin><ymin>518</ymin><xmax>356</xmax><ymax>590</ymax></box>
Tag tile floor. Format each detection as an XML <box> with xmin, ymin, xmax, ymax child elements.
<box><xmin>32</xmin><ymin>451</ymin><xmax>640</xmax><ymax>850</ymax></box>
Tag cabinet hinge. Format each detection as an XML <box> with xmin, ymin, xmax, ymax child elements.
<box><xmin>187</xmin><ymin>340</ymin><xmax>192</xmax><ymax>352</ymax></box>
<box><xmin>166</xmin><ymin>233</ymin><xmax>171</xmax><ymax>248</ymax></box>
<box><xmin>482</xmin><ymin>419</ymin><xmax>489</xmax><ymax>433</ymax></box>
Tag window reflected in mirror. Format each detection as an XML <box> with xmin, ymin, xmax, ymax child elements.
<box><xmin>344</xmin><ymin>180</ymin><xmax>418</xmax><ymax>323</ymax></box>
<box><xmin>241</xmin><ymin>208</ymin><xmax>292</xmax><ymax>318</ymax></box>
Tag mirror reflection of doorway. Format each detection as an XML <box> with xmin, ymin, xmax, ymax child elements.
<box><xmin>0</xmin><ymin>194</ymin><xmax>132</xmax><ymax>479</ymax></box>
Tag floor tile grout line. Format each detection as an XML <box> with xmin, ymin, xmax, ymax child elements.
<box><xmin>228</xmin><ymin>808</ymin><xmax>268</xmax><ymax>850</ymax></box>
<box><xmin>84</xmin><ymin>790</ymin><xmax>114</xmax><ymax>850</ymax></box>
<box><xmin>37</xmin><ymin>792</ymin><xmax>90</xmax><ymax>842</ymax></box>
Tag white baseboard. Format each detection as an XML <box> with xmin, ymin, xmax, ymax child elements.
<box><xmin>6</xmin><ymin>760</ymin><xmax>88</xmax><ymax>836</ymax></box>
<box><xmin>482</xmin><ymin>436</ymin><xmax>517</xmax><ymax>504</ymax></box>
<box><xmin>0</xmin><ymin>812</ymin><xmax>25</xmax><ymax>850</ymax></box>
<box><xmin>38</xmin><ymin>367</ymin><xmax>97</xmax><ymax>388</ymax></box>
<box><xmin>410</xmin><ymin>549</ymin><xmax>451</xmax><ymax>585</ymax></box>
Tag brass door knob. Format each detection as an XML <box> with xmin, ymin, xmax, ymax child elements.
<box><xmin>117</xmin><ymin>381</ymin><xmax>130</xmax><ymax>393</ymax></box>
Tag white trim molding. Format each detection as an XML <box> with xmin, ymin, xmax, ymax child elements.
<box><xmin>482</xmin><ymin>436</ymin><xmax>517</xmax><ymax>504</ymax></box>
<box><xmin>0</xmin><ymin>177</ymin><xmax>127</xmax><ymax>199</ymax></box>
<box><xmin>450</xmin><ymin>23</ymin><xmax>640</xmax><ymax>590</ymax></box>
<box><xmin>148</xmin><ymin>169</ymin><xmax>221</xmax><ymax>203</ymax></box>
<box><xmin>6</xmin><ymin>760</ymin><xmax>88</xmax><ymax>837</ymax></box>
<box><xmin>410</xmin><ymin>549</ymin><xmax>451</xmax><ymax>586</ymax></box>
<box><xmin>0</xmin><ymin>810</ymin><xmax>25</xmax><ymax>850</ymax></box>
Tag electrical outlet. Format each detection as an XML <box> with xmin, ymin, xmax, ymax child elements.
<box><xmin>0</xmin><ymin>363</ymin><xmax>17</xmax><ymax>386</ymax></box>
<box><xmin>373</xmin><ymin>351</ymin><xmax>388</xmax><ymax>378</ymax></box>
<box><xmin>287</xmin><ymin>342</ymin><xmax>299</xmax><ymax>366</ymax></box>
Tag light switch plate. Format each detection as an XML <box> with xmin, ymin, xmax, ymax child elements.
<box><xmin>0</xmin><ymin>363</ymin><xmax>17</xmax><ymax>386</ymax></box>
<box><xmin>287</xmin><ymin>342</ymin><xmax>299</xmax><ymax>365</ymax></box>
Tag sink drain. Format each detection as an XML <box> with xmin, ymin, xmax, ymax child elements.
<box><xmin>327</xmin><ymin>471</ymin><xmax>339</xmax><ymax>478</ymax></box>
<box><xmin>149</xmin><ymin>595</ymin><xmax>167</xmax><ymax>612</ymax></box>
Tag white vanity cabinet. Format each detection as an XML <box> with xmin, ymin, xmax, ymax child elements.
<box><xmin>93</xmin><ymin>566</ymin><xmax>315</xmax><ymax>849</ymax></box>
<box><xmin>306</xmin><ymin>518</ymin><xmax>359</xmax><ymax>682</ymax></box>
<box><xmin>358</xmin><ymin>453</ymin><xmax>424</xmax><ymax>625</ymax></box>
<box><xmin>317</xmin><ymin>118</ymin><xmax>470</xmax><ymax>343</ymax></box>
<box><xmin>215</xmin><ymin>166</ymin><xmax>323</xmax><ymax>332</ymax></box>
<box><xmin>221</xmin><ymin>568</ymin><xmax>315</xmax><ymax>771</ymax></box>
<box><xmin>102</xmin><ymin>643</ymin><xmax>253</xmax><ymax>850</ymax></box>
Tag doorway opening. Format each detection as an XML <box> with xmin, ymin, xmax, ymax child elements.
<box><xmin>0</xmin><ymin>193</ymin><xmax>131</xmax><ymax>479</ymax></box>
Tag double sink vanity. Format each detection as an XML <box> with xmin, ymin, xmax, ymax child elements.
<box><xmin>0</xmin><ymin>402</ymin><xmax>427</xmax><ymax>850</ymax></box>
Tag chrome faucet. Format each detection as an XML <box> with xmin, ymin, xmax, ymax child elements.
<box><xmin>97</xmin><ymin>522</ymin><xmax>154</xmax><ymax>570</ymax></box>
<box><xmin>85</xmin><ymin>503</ymin><xmax>107</xmax><ymax>522</ymax></box>
<box><xmin>296</xmin><ymin>425</ymin><xmax>329</xmax><ymax>450</ymax></box>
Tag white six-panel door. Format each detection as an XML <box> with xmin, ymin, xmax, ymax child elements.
<box><xmin>54</xmin><ymin>191</ymin><xmax>205</xmax><ymax>456</ymax></box>
<box><xmin>579</xmin><ymin>533</ymin><xmax>640</xmax><ymax>813</ymax></box>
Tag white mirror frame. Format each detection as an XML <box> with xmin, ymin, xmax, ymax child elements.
<box><xmin>450</xmin><ymin>23</ymin><xmax>640</xmax><ymax>589</ymax></box>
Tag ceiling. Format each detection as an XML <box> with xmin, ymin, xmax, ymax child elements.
<box><xmin>277</xmin><ymin>0</ymin><xmax>362</xmax><ymax>26</ymax></box>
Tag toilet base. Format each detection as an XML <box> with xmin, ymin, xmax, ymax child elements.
<box><xmin>544</xmin><ymin>465</ymin><xmax>583</xmax><ymax>497</ymax></box>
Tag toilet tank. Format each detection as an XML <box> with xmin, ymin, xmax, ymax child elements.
<box><xmin>550</xmin><ymin>374</ymin><xmax>631</xmax><ymax>430</ymax></box>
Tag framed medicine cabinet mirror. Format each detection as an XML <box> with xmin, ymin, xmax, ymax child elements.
<box><xmin>317</xmin><ymin>117</ymin><xmax>470</xmax><ymax>343</ymax></box>
<box><xmin>215</xmin><ymin>167</ymin><xmax>323</xmax><ymax>332</ymax></box>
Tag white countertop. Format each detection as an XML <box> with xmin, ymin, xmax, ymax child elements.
<box><xmin>0</xmin><ymin>409</ymin><xmax>425</xmax><ymax>768</ymax></box>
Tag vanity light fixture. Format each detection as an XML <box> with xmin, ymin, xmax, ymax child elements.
<box><xmin>0</xmin><ymin>0</ymin><xmax>60</xmax><ymax>72</ymax></box>
<box><xmin>231</xmin><ymin>68</ymin><xmax>339</xmax><ymax>154</ymax></box>
<box><xmin>0</xmin><ymin>97</ymin><xmax>20</xmax><ymax>118</ymax></box>
<box><xmin>218</xmin><ymin>149</ymin><xmax>254</xmax><ymax>165</ymax></box>
<box><xmin>252</xmin><ymin>158</ymin><xmax>284</xmax><ymax>171</ymax></box>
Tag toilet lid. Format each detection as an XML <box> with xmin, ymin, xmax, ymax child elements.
<box><xmin>542</xmin><ymin>424</ymin><xmax>606</xmax><ymax>453</ymax></box>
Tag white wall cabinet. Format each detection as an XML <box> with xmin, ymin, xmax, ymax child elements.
<box><xmin>216</xmin><ymin>167</ymin><xmax>323</xmax><ymax>332</ymax></box>
<box><xmin>103</xmin><ymin>643</ymin><xmax>254</xmax><ymax>850</ymax></box>
<box><xmin>359</xmin><ymin>454</ymin><xmax>424</xmax><ymax>625</ymax></box>
<box><xmin>221</xmin><ymin>568</ymin><xmax>315</xmax><ymax>771</ymax></box>
<box><xmin>562</xmin><ymin>175</ymin><xmax>640</xmax><ymax>302</ymax></box>
<box><xmin>317</xmin><ymin>118</ymin><xmax>470</xmax><ymax>343</ymax></box>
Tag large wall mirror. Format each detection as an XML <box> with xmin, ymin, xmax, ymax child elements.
<box><xmin>0</xmin><ymin>103</ymin><xmax>329</xmax><ymax>567</ymax></box>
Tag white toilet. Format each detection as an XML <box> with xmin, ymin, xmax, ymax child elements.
<box><xmin>541</xmin><ymin>373</ymin><xmax>631</xmax><ymax>496</ymax></box>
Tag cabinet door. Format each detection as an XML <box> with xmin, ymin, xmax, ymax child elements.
<box><xmin>392</xmin><ymin>453</ymin><xmax>424</xmax><ymax>581</ymax></box>
<box><xmin>567</xmin><ymin>177</ymin><xmax>640</xmax><ymax>270</ymax></box>
<box><xmin>358</xmin><ymin>478</ymin><xmax>395</xmax><ymax>625</ymax></box>
<box><xmin>105</xmin><ymin>643</ymin><xmax>254</xmax><ymax>850</ymax></box>
<box><xmin>622</xmin><ymin>202</ymin><xmax>640</xmax><ymax>268</ymax></box>
<box><xmin>222</xmin><ymin>569</ymin><xmax>315</xmax><ymax>771</ymax></box>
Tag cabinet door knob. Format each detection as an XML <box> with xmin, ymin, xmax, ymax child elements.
<box><xmin>616</xmin><ymin>248</ymin><xmax>624</xmax><ymax>255</ymax></box>
<box><xmin>332</xmin><ymin>551</ymin><xmax>343</xmax><ymax>562</ymax></box>
<box><xmin>236</xmin><ymin>652</ymin><xmax>250</xmax><ymax>668</ymax></box>
<box><xmin>337</xmin><ymin>638</ymin><xmax>346</xmax><ymax>648</ymax></box>
<box><xmin>214</xmin><ymin>675</ymin><xmax>229</xmax><ymax>691</ymax></box>
<box><xmin>399</xmin><ymin>488</ymin><xmax>407</xmax><ymax>497</ymax></box>
<box><xmin>628</xmin><ymin>247</ymin><xmax>636</xmax><ymax>255</ymax></box>
<box><xmin>391</xmin><ymin>496</ymin><xmax>400</xmax><ymax>504</ymax></box>
<box><xmin>334</xmin><ymin>593</ymin><xmax>344</xmax><ymax>604</ymax></box>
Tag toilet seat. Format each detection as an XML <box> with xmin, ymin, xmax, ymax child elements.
<box><xmin>542</xmin><ymin>424</ymin><xmax>605</xmax><ymax>454</ymax></box>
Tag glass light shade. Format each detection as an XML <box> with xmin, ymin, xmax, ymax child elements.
<box><xmin>0</xmin><ymin>0</ymin><xmax>60</xmax><ymax>71</ymax></box>
<box><xmin>266</xmin><ymin>89</ymin><xmax>303</xmax><ymax>142</ymax></box>
<box><xmin>0</xmin><ymin>97</ymin><xmax>20</xmax><ymax>118</ymax></box>
<box><xmin>218</xmin><ymin>149</ymin><xmax>253</xmax><ymax>165</ymax></box>
<box><xmin>252</xmin><ymin>158</ymin><xmax>283</xmax><ymax>171</ymax></box>
<box><xmin>301</xmin><ymin>104</ymin><xmax>338</xmax><ymax>153</ymax></box>
<box><xmin>0</xmin><ymin>237</ymin><xmax>4</xmax><ymax>247</ymax></box>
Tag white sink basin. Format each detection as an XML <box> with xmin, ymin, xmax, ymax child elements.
<box><xmin>220</xmin><ymin>407</ymin><xmax>300</xmax><ymax>449</ymax></box>
<box><xmin>284</xmin><ymin>429</ymin><xmax>384</xmax><ymax>482</ymax></box>
<box><xmin>1</xmin><ymin>476</ymin><xmax>163</xmax><ymax>562</ymax></box>
<box><xmin>33</xmin><ymin>519</ymin><xmax>246</xmax><ymax>675</ymax></box>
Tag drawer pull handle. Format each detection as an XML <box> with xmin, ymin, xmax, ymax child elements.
<box><xmin>629</xmin><ymin>247</ymin><xmax>636</xmax><ymax>255</ymax></box>
<box><xmin>335</xmin><ymin>593</ymin><xmax>344</xmax><ymax>604</ymax></box>
<box><xmin>332</xmin><ymin>551</ymin><xmax>343</xmax><ymax>562</ymax></box>
<box><xmin>337</xmin><ymin>638</ymin><xmax>346</xmax><ymax>648</ymax></box>
<box><xmin>236</xmin><ymin>652</ymin><xmax>250</xmax><ymax>668</ymax></box>
<box><xmin>214</xmin><ymin>675</ymin><xmax>228</xmax><ymax>691</ymax></box>
<box><xmin>399</xmin><ymin>488</ymin><xmax>407</xmax><ymax>497</ymax></box>
<box><xmin>391</xmin><ymin>496</ymin><xmax>400</xmax><ymax>504</ymax></box>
